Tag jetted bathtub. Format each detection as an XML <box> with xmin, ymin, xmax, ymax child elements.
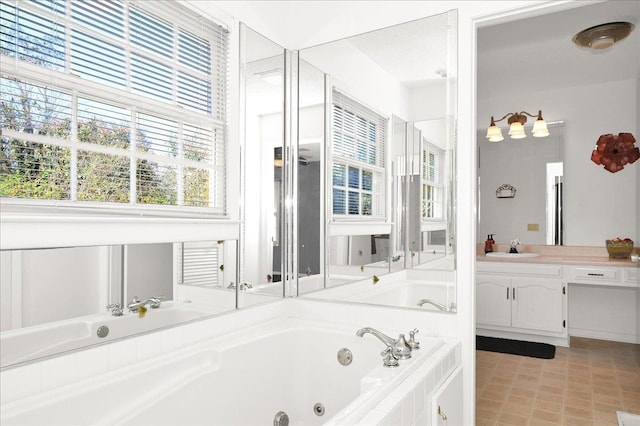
<box><xmin>1</xmin><ymin>301</ymin><xmax>219</xmax><ymax>367</ymax></box>
<box><xmin>1</xmin><ymin>318</ymin><xmax>445</xmax><ymax>425</ymax></box>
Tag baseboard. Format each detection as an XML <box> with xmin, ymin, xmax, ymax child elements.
<box><xmin>569</xmin><ymin>328</ymin><xmax>639</xmax><ymax>344</ymax></box>
<box><xmin>476</xmin><ymin>328</ymin><xmax>570</xmax><ymax>347</ymax></box>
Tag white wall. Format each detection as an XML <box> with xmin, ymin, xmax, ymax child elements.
<box><xmin>478</xmin><ymin>78</ymin><xmax>639</xmax><ymax>245</ymax></box>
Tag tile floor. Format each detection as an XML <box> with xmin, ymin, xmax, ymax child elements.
<box><xmin>476</xmin><ymin>337</ymin><xmax>640</xmax><ymax>426</ymax></box>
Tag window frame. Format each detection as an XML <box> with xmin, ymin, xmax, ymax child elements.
<box><xmin>329</xmin><ymin>90</ymin><xmax>387</xmax><ymax>222</ymax></box>
<box><xmin>0</xmin><ymin>0</ymin><xmax>240</xmax><ymax>250</ymax></box>
<box><xmin>421</xmin><ymin>139</ymin><xmax>445</xmax><ymax>222</ymax></box>
<box><xmin>0</xmin><ymin>0</ymin><xmax>229</xmax><ymax>219</ymax></box>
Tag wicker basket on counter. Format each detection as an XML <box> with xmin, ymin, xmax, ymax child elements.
<box><xmin>606</xmin><ymin>239</ymin><xmax>634</xmax><ymax>259</ymax></box>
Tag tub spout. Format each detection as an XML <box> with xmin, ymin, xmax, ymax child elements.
<box><xmin>356</xmin><ymin>327</ymin><xmax>412</xmax><ymax>359</ymax></box>
<box><xmin>417</xmin><ymin>299</ymin><xmax>456</xmax><ymax>312</ymax></box>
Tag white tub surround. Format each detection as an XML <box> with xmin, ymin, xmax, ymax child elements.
<box><xmin>1</xmin><ymin>298</ymin><xmax>459</xmax><ymax>426</ymax></box>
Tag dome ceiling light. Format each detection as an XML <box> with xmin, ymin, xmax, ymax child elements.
<box><xmin>572</xmin><ymin>21</ymin><xmax>635</xmax><ymax>50</ymax></box>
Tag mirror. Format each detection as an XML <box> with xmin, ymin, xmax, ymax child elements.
<box><xmin>0</xmin><ymin>240</ymin><xmax>246</xmax><ymax>368</ymax></box>
<box><xmin>477</xmin><ymin>123</ymin><xmax>564</xmax><ymax>246</ymax></box>
<box><xmin>240</xmin><ymin>25</ymin><xmax>286</xmax><ymax>300</ymax></box>
<box><xmin>297</xmin><ymin>11</ymin><xmax>458</xmax><ymax>311</ymax></box>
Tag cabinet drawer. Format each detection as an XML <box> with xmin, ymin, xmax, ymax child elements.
<box><xmin>623</xmin><ymin>268</ymin><xmax>640</xmax><ymax>285</ymax></box>
<box><xmin>571</xmin><ymin>267</ymin><xmax>619</xmax><ymax>282</ymax></box>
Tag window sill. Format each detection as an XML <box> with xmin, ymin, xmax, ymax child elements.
<box><xmin>1</xmin><ymin>211</ymin><xmax>241</xmax><ymax>250</ymax></box>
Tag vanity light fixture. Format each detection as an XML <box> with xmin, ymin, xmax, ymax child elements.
<box><xmin>573</xmin><ymin>22</ymin><xmax>635</xmax><ymax>50</ymax></box>
<box><xmin>485</xmin><ymin>110</ymin><xmax>549</xmax><ymax>142</ymax></box>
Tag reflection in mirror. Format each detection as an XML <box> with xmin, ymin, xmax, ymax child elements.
<box><xmin>477</xmin><ymin>122</ymin><xmax>564</xmax><ymax>246</ymax></box>
<box><xmin>300</xmin><ymin>234</ymin><xmax>393</xmax><ymax>296</ymax></box>
<box><xmin>240</xmin><ymin>25</ymin><xmax>286</xmax><ymax>301</ymax></box>
<box><xmin>397</xmin><ymin>117</ymin><xmax>455</xmax><ymax>270</ymax></box>
<box><xmin>296</xmin><ymin>58</ymin><xmax>325</xmax><ymax>296</ymax></box>
<box><xmin>0</xmin><ymin>241</ymin><xmax>239</xmax><ymax>368</ymax></box>
<box><xmin>298</xmin><ymin>11</ymin><xmax>458</xmax><ymax>313</ymax></box>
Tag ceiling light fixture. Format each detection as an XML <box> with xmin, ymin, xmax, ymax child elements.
<box><xmin>572</xmin><ymin>21</ymin><xmax>635</xmax><ymax>50</ymax></box>
<box><xmin>485</xmin><ymin>110</ymin><xmax>549</xmax><ymax>142</ymax></box>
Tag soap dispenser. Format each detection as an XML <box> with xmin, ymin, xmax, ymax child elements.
<box><xmin>484</xmin><ymin>234</ymin><xmax>495</xmax><ymax>253</ymax></box>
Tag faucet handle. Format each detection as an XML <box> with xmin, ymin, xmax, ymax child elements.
<box><xmin>381</xmin><ymin>345</ymin><xmax>400</xmax><ymax>368</ymax></box>
<box><xmin>392</xmin><ymin>334</ymin><xmax>412</xmax><ymax>359</ymax></box>
<box><xmin>149</xmin><ymin>296</ymin><xmax>163</xmax><ymax>309</ymax></box>
<box><xmin>407</xmin><ymin>328</ymin><xmax>420</xmax><ymax>350</ymax></box>
<box><xmin>106</xmin><ymin>303</ymin><xmax>123</xmax><ymax>316</ymax></box>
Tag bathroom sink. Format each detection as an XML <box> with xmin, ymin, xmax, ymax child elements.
<box><xmin>486</xmin><ymin>252</ymin><xmax>541</xmax><ymax>258</ymax></box>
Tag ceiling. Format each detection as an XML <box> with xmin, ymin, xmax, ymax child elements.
<box><xmin>477</xmin><ymin>1</ymin><xmax>640</xmax><ymax>101</ymax></box>
<box><xmin>193</xmin><ymin>0</ymin><xmax>639</xmax><ymax>104</ymax></box>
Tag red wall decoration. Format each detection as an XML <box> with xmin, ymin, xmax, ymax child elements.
<box><xmin>590</xmin><ymin>132</ymin><xmax>639</xmax><ymax>173</ymax></box>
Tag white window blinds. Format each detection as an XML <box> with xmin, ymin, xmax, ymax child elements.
<box><xmin>0</xmin><ymin>0</ymin><xmax>228</xmax><ymax>216</ymax></box>
<box><xmin>331</xmin><ymin>90</ymin><xmax>387</xmax><ymax>219</ymax></box>
<box><xmin>178</xmin><ymin>241</ymin><xmax>220</xmax><ymax>287</ymax></box>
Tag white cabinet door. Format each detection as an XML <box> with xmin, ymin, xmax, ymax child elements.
<box><xmin>511</xmin><ymin>278</ymin><xmax>564</xmax><ymax>333</ymax></box>
<box><xmin>432</xmin><ymin>367</ymin><xmax>463</xmax><ymax>426</ymax></box>
<box><xmin>476</xmin><ymin>274</ymin><xmax>511</xmax><ymax>327</ymax></box>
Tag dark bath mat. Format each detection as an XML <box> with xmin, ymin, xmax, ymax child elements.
<box><xmin>476</xmin><ymin>336</ymin><xmax>555</xmax><ymax>359</ymax></box>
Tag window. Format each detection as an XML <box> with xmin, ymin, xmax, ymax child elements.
<box><xmin>421</xmin><ymin>140</ymin><xmax>444</xmax><ymax>221</ymax></box>
<box><xmin>0</xmin><ymin>0</ymin><xmax>228</xmax><ymax>216</ymax></box>
<box><xmin>178</xmin><ymin>241</ymin><xmax>221</xmax><ymax>287</ymax></box>
<box><xmin>331</xmin><ymin>90</ymin><xmax>386</xmax><ymax>219</ymax></box>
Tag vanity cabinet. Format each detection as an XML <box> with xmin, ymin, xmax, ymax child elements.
<box><xmin>476</xmin><ymin>262</ymin><xmax>566</xmax><ymax>343</ymax></box>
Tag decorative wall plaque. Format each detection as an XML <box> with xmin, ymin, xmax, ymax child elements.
<box><xmin>496</xmin><ymin>184</ymin><xmax>516</xmax><ymax>198</ymax></box>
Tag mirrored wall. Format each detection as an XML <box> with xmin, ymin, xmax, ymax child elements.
<box><xmin>1</xmin><ymin>11</ymin><xmax>459</xmax><ymax>369</ymax></box>
<box><xmin>0</xmin><ymin>240</ymin><xmax>255</xmax><ymax>368</ymax></box>
<box><xmin>239</xmin><ymin>25</ymin><xmax>287</xmax><ymax>300</ymax></box>
<box><xmin>297</xmin><ymin>10</ymin><xmax>458</xmax><ymax>311</ymax></box>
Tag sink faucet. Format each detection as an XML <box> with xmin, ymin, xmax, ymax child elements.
<box><xmin>355</xmin><ymin>327</ymin><xmax>412</xmax><ymax>360</ymax></box>
<box><xmin>417</xmin><ymin>299</ymin><xmax>457</xmax><ymax>312</ymax></box>
<box><xmin>510</xmin><ymin>238</ymin><xmax>521</xmax><ymax>253</ymax></box>
<box><xmin>127</xmin><ymin>296</ymin><xmax>162</xmax><ymax>312</ymax></box>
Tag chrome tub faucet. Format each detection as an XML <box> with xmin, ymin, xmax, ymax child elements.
<box><xmin>227</xmin><ymin>282</ymin><xmax>253</xmax><ymax>290</ymax></box>
<box><xmin>355</xmin><ymin>327</ymin><xmax>412</xmax><ymax>360</ymax></box>
<box><xmin>127</xmin><ymin>296</ymin><xmax>162</xmax><ymax>312</ymax></box>
<box><xmin>417</xmin><ymin>299</ymin><xmax>457</xmax><ymax>312</ymax></box>
<box><xmin>106</xmin><ymin>303</ymin><xmax>123</xmax><ymax>316</ymax></box>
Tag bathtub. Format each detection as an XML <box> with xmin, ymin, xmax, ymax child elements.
<box><xmin>0</xmin><ymin>301</ymin><xmax>218</xmax><ymax>367</ymax></box>
<box><xmin>348</xmin><ymin>282</ymin><xmax>453</xmax><ymax>311</ymax></box>
<box><xmin>304</xmin><ymin>272</ymin><xmax>455</xmax><ymax>312</ymax></box>
<box><xmin>1</xmin><ymin>317</ymin><xmax>445</xmax><ymax>425</ymax></box>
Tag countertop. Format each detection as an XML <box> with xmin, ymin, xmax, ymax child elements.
<box><xmin>476</xmin><ymin>244</ymin><xmax>640</xmax><ymax>268</ymax></box>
